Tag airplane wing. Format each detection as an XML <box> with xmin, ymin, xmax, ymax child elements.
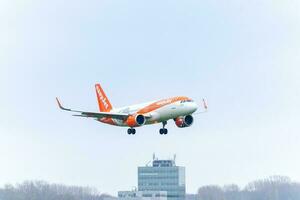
<box><xmin>56</xmin><ymin>98</ymin><xmax>129</xmax><ymax>120</ymax></box>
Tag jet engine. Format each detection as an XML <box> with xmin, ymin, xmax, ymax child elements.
<box><xmin>126</xmin><ymin>114</ymin><xmax>146</xmax><ymax>127</ymax></box>
<box><xmin>174</xmin><ymin>115</ymin><xmax>194</xmax><ymax>128</ymax></box>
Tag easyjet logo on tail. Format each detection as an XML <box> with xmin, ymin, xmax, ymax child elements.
<box><xmin>95</xmin><ymin>84</ymin><xmax>112</xmax><ymax>112</ymax></box>
<box><xmin>96</xmin><ymin>86</ymin><xmax>109</xmax><ymax>109</ymax></box>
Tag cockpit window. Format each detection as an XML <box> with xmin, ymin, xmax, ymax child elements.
<box><xmin>180</xmin><ymin>99</ymin><xmax>193</xmax><ymax>103</ymax></box>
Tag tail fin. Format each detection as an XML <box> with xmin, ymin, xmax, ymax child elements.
<box><xmin>95</xmin><ymin>83</ymin><xmax>113</xmax><ymax>112</ymax></box>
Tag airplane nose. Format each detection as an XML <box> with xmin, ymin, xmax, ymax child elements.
<box><xmin>189</xmin><ymin>102</ymin><xmax>198</xmax><ymax>113</ymax></box>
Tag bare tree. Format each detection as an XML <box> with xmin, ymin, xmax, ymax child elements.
<box><xmin>0</xmin><ymin>181</ymin><xmax>107</xmax><ymax>200</ymax></box>
<box><xmin>197</xmin><ymin>176</ymin><xmax>300</xmax><ymax>200</ymax></box>
<box><xmin>198</xmin><ymin>185</ymin><xmax>224</xmax><ymax>200</ymax></box>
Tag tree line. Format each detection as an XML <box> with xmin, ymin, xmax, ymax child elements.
<box><xmin>197</xmin><ymin>176</ymin><xmax>300</xmax><ymax>200</ymax></box>
<box><xmin>0</xmin><ymin>180</ymin><xmax>114</xmax><ymax>200</ymax></box>
<box><xmin>0</xmin><ymin>176</ymin><xmax>299</xmax><ymax>200</ymax></box>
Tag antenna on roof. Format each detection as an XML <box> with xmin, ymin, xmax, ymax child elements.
<box><xmin>153</xmin><ymin>153</ymin><xmax>156</xmax><ymax>161</ymax></box>
<box><xmin>173</xmin><ymin>154</ymin><xmax>176</xmax><ymax>163</ymax></box>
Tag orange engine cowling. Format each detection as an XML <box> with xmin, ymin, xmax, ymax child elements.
<box><xmin>174</xmin><ymin>115</ymin><xmax>194</xmax><ymax>128</ymax></box>
<box><xmin>126</xmin><ymin>114</ymin><xmax>146</xmax><ymax>127</ymax></box>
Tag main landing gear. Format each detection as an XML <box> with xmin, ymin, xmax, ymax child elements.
<box><xmin>127</xmin><ymin>128</ymin><xmax>136</xmax><ymax>135</ymax></box>
<box><xmin>159</xmin><ymin>121</ymin><xmax>168</xmax><ymax>135</ymax></box>
<box><xmin>127</xmin><ymin>121</ymin><xmax>168</xmax><ymax>135</ymax></box>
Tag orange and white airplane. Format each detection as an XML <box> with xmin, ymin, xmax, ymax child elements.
<box><xmin>56</xmin><ymin>83</ymin><xmax>207</xmax><ymax>135</ymax></box>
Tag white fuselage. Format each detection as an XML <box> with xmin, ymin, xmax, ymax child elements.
<box><xmin>110</xmin><ymin>100</ymin><xmax>198</xmax><ymax>127</ymax></box>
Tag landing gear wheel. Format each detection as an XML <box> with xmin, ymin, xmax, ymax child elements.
<box><xmin>164</xmin><ymin>128</ymin><xmax>168</xmax><ymax>134</ymax></box>
<box><xmin>159</xmin><ymin>128</ymin><xmax>164</xmax><ymax>135</ymax></box>
<box><xmin>159</xmin><ymin>128</ymin><xmax>168</xmax><ymax>135</ymax></box>
<box><xmin>159</xmin><ymin>121</ymin><xmax>168</xmax><ymax>135</ymax></box>
<box><xmin>127</xmin><ymin>128</ymin><xmax>136</xmax><ymax>135</ymax></box>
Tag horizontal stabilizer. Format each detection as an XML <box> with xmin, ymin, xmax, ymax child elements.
<box><xmin>56</xmin><ymin>97</ymin><xmax>129</xmax><ymax>120</ymax></box>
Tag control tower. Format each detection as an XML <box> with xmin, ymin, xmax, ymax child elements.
<box><xmin>138</xmin><ymin>155</ymin><xmax>186</xmax><ymax>200</ymax></box>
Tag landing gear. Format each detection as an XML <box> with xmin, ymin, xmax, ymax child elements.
<box><xmin>159</xmin><ymin>121</ymin><xmax>168</xmax><ymax>135</ymax></box>
<box><xmin>127</xmin><ymin>128</ymin><xmax>136</xmax><ymax>135</ymax></box>
<box><xmin>159</xmin><ymin>128</ymin><xmax>168</xmax><ymax>135</ymax></box>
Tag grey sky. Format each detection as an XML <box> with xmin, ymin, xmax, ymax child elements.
<box><xmin>0</xmin><ymin>0</ymin><xmax>300</xmax><ymax>195</ymax></box>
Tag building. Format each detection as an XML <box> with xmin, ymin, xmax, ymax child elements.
<box><xmin>138</xmin><ymin>155</ymin><xmax>186</xmax><ymax>200</ymax></box>
<box><xmin>103</xmin><ymin>195</ymin><xmax>119</xmax><ymax>200</ymax></box>
<box><xmin>185</xmin><ymin>194</ymin><xmax>198</xmax><ymax>200</ymax></box>
<box><xmin>118</xmin><ymin>190</ymin><xmax>167</xmax><ymax>200</ymax></box>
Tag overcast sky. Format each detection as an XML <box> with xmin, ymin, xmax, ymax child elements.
<box><xmin>0</xmin><ymin>0</ymin><xmax>300</xmax><ymax>195</ymax></box>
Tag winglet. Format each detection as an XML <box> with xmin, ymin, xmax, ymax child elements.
<box><xmin>202</xmin><ymin>99</ymin><xmax>208</xmax><ymax>110</ymax></box>
<box><xmin>56</xmin><ymin>97</ymin><xmax>71</xmax><ymax>111</ymax></box>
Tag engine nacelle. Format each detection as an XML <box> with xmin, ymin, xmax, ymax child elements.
<box><xmin>126</xmin><ymin>114</ymin><xmax>146</xmax><ymax>127</ymax></box>
<box><xmin>174</xmin><ymin>115</ymin><xmax>194</xmax><ymax>128</ymax></box>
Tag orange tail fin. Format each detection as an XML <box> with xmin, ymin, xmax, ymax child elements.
<box><xmin>95</xmin><ymin>83</ymin><xmax>113</xmax><ymax>112</ymax></box>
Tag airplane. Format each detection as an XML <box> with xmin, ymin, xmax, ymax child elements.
<box><xmin>56</xmin><ymin>83</ymin><xmax>207</xmax><ymax>135</ymax></box>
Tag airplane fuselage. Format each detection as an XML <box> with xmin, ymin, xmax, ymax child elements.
<box><xmin>99</xmin><ymin>96</ymin><xmax>198</xmax><ymax>127</ymax></box>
